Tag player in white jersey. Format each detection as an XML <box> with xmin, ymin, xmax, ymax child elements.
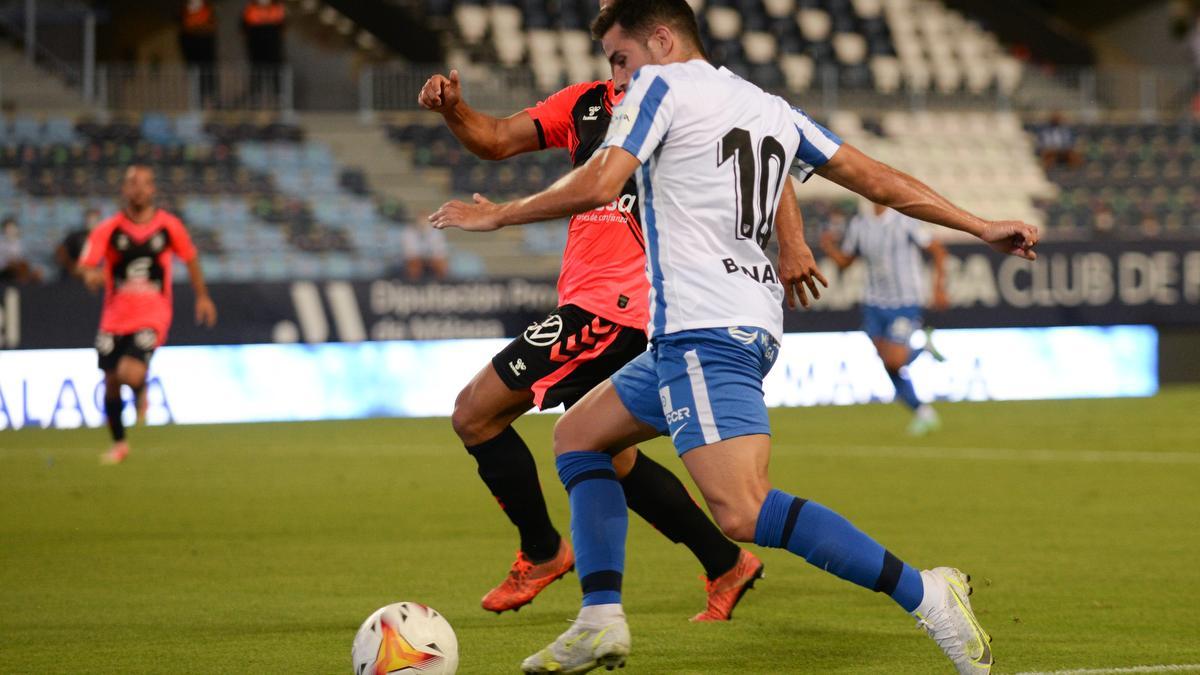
<box><xmin>822</xmin><ymin>201</ymin><xmax>950</xmax><ymax>435</ymax></box>
<box><xmin>431</xmin><ymin>1</ymin><xmax>1038</xmax><ymax>671</ymax></box>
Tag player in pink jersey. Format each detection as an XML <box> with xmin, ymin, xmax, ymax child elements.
<box><xmin>79</xmin><ymin>165</ymin><xmax>218</xmax><ymax>464</ymax></box>
<box><xmin>419</xmin><ymin>69</ymin><xmax>826</xmax><ymax>619</ymax></box>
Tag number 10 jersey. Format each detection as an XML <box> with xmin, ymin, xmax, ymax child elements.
<box><xmin>602</xmin><ymin>60</ymin><xmax>842</xmax><ymax>341</ymax></box>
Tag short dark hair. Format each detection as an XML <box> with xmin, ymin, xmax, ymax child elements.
<box><xmin>591</xmin><ymin>0</ymin><xmax>705</xmax><ymax>55</ymax></box>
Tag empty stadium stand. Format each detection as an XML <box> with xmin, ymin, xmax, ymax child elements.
<box><xmin>0</xmin><ymin>112</ymin><xmax>454</xmax><ymax>282</ymax></box>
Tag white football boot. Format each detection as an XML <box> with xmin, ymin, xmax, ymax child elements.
<box><xmin>521</xmin><ymin>618</ymin><xmax>630</xmax><ymax>674</ymax></box>
<box><xmin>913</xmin><ymin>567</ymin><xmax>993</xmax><ymax>674</ymax></box>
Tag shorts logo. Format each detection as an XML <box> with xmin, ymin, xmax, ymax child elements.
<box><xmin>95</xmin><ymin>332</ymin><xmax>115</xmax><ymax>355</ymax></box>
<box><xmin>134</xmin><ymin>329</ymin><xmax>158</xmax><ymax>350</ymax></box>
<box><xmin>660</xmin><ymin>386</ymin><xmax>692</xmax><ymax>425</ymax></box>
<box><xmin>509</xmin><ymin>359</ymin><xmax>527</xmax><ymax>376</ymax></box>
<box><xmin>523</xmin><ymin>314</ymin><xmax>564</xmax><ymax>347</ymax></box>
<box><xmin>582</xmin><ymin>105</ymin><xmax>602</xmax><ymax>121</ymax></box>
<box><xmin>889</xmin><ymin>317</ymin><xmax>916</xmax><ymax>342</ymax></box>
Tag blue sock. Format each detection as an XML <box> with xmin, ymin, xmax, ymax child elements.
<box><xmin>754</xmin><ymin>489</ymin><xmax>924</xmax><ymax>612</ymax></box>
<box><xmin>556</xmin><ymin>451</ymin><xmax>627</xmax><ymax>607</ymax></box>
<box><xmin>888</xmin><ymin>368</ymin><xmax>922</xmax><ymax>411</ymax></box>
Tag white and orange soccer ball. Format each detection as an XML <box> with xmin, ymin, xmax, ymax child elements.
<box><xmin>352</xmin><ymin>602</ymin><xmax>459</xmax><ymax>675</ymax></box>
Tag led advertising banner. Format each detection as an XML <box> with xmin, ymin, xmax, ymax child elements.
<box><xmin>0</xmin><ymin>325</ymin><xmax>1158</xmax><ymax>431</ymax></box>
<box><xmin>3</xmin><ymin>238</ymin><xmax>1200</xmax><ymax>350</ymax></box>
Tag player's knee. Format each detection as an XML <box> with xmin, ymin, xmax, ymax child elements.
<box><xmin>610</xmin><ymin>446</ymin><xmax>638</xmax><ymax>478</ymax></box>
<box><xmin>714</xmin><ymin>509</ymin><xmax>758</xmax><ymax>543</ymax></box>
<box><xmin>881</xmin><ymin>354</ymin><xmax>907</xmax><ymax>373</ymax></box>
<box><xmin>703</xmin><ymin>500</ymin><xmax>757</xmax><ymax>542</ymax></box>
<box><xmin>450</xmin><ymin>391</ymin><xmax>489</xmax><ymax>446</ymax></box>
<box><xmin>551</xmin><ymin>411</ymin><xmax>589</xmax><ymax>456</ymax></box>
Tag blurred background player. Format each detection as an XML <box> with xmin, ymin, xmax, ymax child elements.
<box><xmin>821</xmin><ymin>200</ymin><xmax>949</xmax><ymax>435</ymax></box>
<box><xmin>416</xmin><ymin>56</ymin><xmax>830</xmax><ymax>619</ymax></box>
<box><xmin>78</xmin><ymin>165</ymin><xmax>218</xmax><ymax>464</ymax></box>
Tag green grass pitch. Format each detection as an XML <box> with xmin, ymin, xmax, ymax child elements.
<box><xmin>3</xmin><ymin>388</ymin><xmax>1200</xmax><ymax>674</ymax></box>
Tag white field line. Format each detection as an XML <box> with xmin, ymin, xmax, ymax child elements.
<box><xmin>1014</xmin><ymin>665</ymin><xmax>1200</xmax><ymax>675</ymax></box>
<box><xmin>797</xmin><ymin>445</ymin><xmax>1200</xmax><ymax>465</ymax></box>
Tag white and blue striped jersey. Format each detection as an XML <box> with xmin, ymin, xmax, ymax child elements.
<box><xmin>840</xmin><ymin>208</ymin><xmax>933</xmax><ymax>308</ymax></box>
<box><xmin>601</xmin><ymin>60</ymin><xmax>842</xmax><ymax>340</ymax></box>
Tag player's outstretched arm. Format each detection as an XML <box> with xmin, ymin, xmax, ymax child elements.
<box><xmin>815</xmin><ymin>143</ymin><xmax>1039</xmax><ymax>260</ymax></box>
<box><xmin>776</xmin><ymin>177</ymin><xmax>827</xmax><ymax>309</ymax></box>
<box><xmin>417</xmin><ymin>69</ymin><xmax>541</xmax><ymax>161</ymax></box>
<box><xmin>430</xmin><ymin>146</ymin><xmax>640</xmax><ymax>232</ymax></box>
<box><xmin>186</xmin><ymin>258</ymin><xmax>218</xmax><ymax>327</ymax></box>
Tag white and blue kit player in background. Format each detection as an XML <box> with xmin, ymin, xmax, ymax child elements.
<box><xmin>431</xmin><ymin>1</ymin><xmax>1039</xmax><ymax>672</ymax></box>
<box><xmin>821</xmin><ymin>200</ymin><xmax>951</xmax><ymax>435</ymax></box>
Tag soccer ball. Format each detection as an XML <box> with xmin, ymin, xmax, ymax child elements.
<box><xmin>351</xmin><ymin>602</ymin><xmax>459</xmax><ymax>674</ymax></box>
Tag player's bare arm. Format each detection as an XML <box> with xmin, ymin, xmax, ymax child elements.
<box><xmin>815</xmin><ymin>143</ymin><xmax>1039</xmax><ymax>260</ymax></box>
<box><xmin>926</xmin><ymin>238</ymin><xmax>950</xmax><ymax>311</ymax></box>
<box><xmin>819</xmin><ymin>230</ymin><xmax>857</xmax><ymax>270</ymax></box>
<box><xmin>418</xmin><ymin>69</ymin><xmax>541</xmax><ymax>161</ymax></box>
<box><xmin>79</xmin><ymin>258</ymin><xmax>105</xmax><ymax>291</ymax></box>
<box><xmin>186</xmin><ymin>258</ymin><xmax>218</xmax><ymax>327</ymax></box>
<box><xmin>430</xmin><ymin>146</ymin><xmax>640</xmax><ymax>232</ymax></box>
<box><xmin>776</xmin><ymin>177</ymin><xmax>827</xmax><ymax>309</ymax></box>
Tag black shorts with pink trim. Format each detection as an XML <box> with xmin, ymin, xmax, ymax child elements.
<box><xmin>491</xmin><ymin>304</ymin><xmax>648</xmax><ymax>410</ymax></box>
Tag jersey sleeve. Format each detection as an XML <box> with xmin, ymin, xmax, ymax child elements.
<box><xmin>525</xmin><ymin>82</ymin><xmax>592</xmax><ymax>149</ymax></box>
<box><xmin>905</xmin><ymin>216</ymin><xmax>934</xmax><ymax>248</ymax></box>
<box><xmin>840</xmin><ymin>216</ymin><xmax>861</xmax><ymax>256</ymax></box>
<box><xmin>791</xmin><ymin>107</ymin><xmax>843</xmax><ymax>181</ymax></box>
<box><xmin>601</xmin><ymin>68</ymin><xmax>675</xmax><ymax>164</ymax></box>
<box><xmin>167</xmin><ymin>216</ymin><xmax>198</xmax><ymax>262</ymax></box>
<box><xmin>78</xmin><ymin>219</ymin><xmax>116</xmax><ymax>267</ymax></box>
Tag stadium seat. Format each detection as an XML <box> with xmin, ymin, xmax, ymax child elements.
<box><xmin>832</xmin><ymin>32</ymin><xmax>868</xmax><ymax>66</ymax></box>
<box><xmin>797</xmin><ymin>9</ymin><xmax>832</xmax><ymax>42</ymax></box>
<box><xmin>454</xmin><ymin>4</ymin><xmax>489</xmax><ymax>44</ymax></box>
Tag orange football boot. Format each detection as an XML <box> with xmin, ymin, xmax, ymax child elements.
<box><xmin>482</xmin><ymin>539</ymin><xmax>575</xmax><ymax>614</ymax></box>
<box><xmin>690</xmin><ymin>549</ymin><xmax>765</xmax><ymax>622</ymax></box>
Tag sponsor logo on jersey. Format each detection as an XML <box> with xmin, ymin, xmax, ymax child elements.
<box><xmin>582</xmin><ymin>194</ymin><xmax>637</xmax><ymax>217</ymax></box>
<box><xmin>605</xmin><ymin>110</ymin><xmax>635</xmax><ymax>143</ymax></box>
<box><xmin>722</xmin><ymin>258</ymin><xmax>779</xmax><ymax>284</ymax></box>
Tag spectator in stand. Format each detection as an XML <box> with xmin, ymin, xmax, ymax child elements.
<box><xmin>402</xmin><ymin>217</ymin><xmax>449</xmax><ymax>282</ymax></box>
<box><xmin>1170</xmin><ymin>1</ymin><xmax>1200</xmax><ymax>114</ymax></box>
<box><xmin>1037</xmin><ymin>112</ymin><xmax>1083</xmax><ymax>170</ymax></box>
<box><xmin>0</xmin><ymin>216</ymin><xmax>43</xmax><ymax>284</ymax></box>
<box><xmin>180</xmin><ymin>0</ymin><xmax>218</xmax><ymax>107</ymax></box>
<box><xmin>242</xmin><ymin>0</ymin><xmax>286</xmax><ymax>102</ymax></box>
<box><xmin>55</xmin><ymin>207</ymin><xmax>103</xmax><ymax>282</ymax></box>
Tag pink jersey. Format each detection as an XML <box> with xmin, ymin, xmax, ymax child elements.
<box><xmin>526</xmin><ymin>80</ymin><xmax>649</xmax><ymax>330</ymax></box>
<box><xmin>79</xmin><ymin>209</ymin><xmax>197</xmax><ymax>344</ymax></box>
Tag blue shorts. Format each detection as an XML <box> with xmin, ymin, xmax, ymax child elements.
<box><xmin>862</xmin><ymin>305</ymin><xmax>923</xmax><ymax>344</ymax></box>
<box><xmin>611</xmin><ymin>327</ymin><xmax>779</xmax><ymax>455</ymax></box>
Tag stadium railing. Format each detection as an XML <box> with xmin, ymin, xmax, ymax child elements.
<box><xmin>96</xmin><ymin>65</ymin><xmax>295</xmax><ymax>114</ymax></box>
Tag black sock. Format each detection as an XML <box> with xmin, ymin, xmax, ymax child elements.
<box><xmin>621</xmin><ymin>451</ymin><xmax>741</xmax><ymax>580</ymax></box>
<box><xmin>104</xmin><ymin>395</ymin><xmax>126</xmax><ymax>442</ymax></box>
<box><xmin>466</xmin><ymin>426</ymin><xmax>561</xmax><ymax>562</ymax></box>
